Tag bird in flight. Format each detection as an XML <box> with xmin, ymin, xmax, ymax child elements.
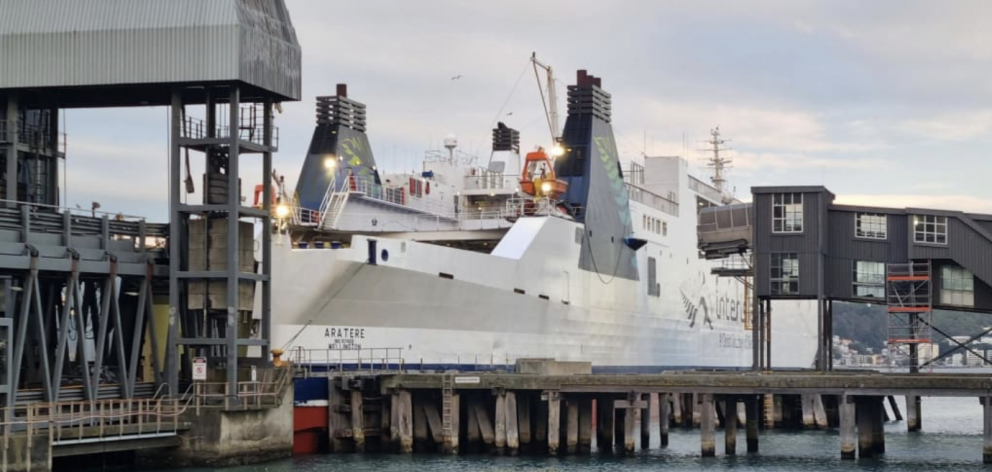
<box><xmin>451</xmin><ymin>75</ymin><xmax>462</xmax><ymax>81</ymax></box>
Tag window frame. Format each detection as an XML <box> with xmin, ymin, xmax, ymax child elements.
<box><xmin>770</xmin><ymin>252</ymin><xmax>800</xmax><ymax>295</ymax></box>
<box><xmin>852</xmin><ymin>260</ymin><xmax>886</xmax><ymax>299</ymax></box>
<box><xmin>914</xmin><ymin>214</ymin><xmax>948</xmax><ymax>245</ymax></box>
<box><xmin>940</xmin><ymin>265</ymin><xmax>974</xmax><ymax>307</ymax></box>
<box><xmin>772</xmin><ymin>193</ymin><xmax>804</xmax><ymax>234</ymax></box>
<box><xmin>647</xmin><ymin>256</ymin><xmax>660</xmax><ymax>297</ymax></box>
<box><xmin>855</xmin><ymin>213</ymin><xmax>887</xmax><ymax>240</ymax></box>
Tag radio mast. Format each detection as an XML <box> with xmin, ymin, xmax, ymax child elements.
<box><xmin>701</xmin><ymin>126</ymin><xmax>732</xmax><ymax>194</ymax></box>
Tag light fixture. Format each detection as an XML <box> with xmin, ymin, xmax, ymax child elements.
<box><xmin>324</xmin><ymin>157</ymin><xmax>337</xmax><ymax>169</ymax></box>
<box><xmin>551</xmin><ymin>144</ymin><xmax>565</xmax><ymax>157</ymax></box>
<box><xmin>275</xmin><ymin>204</ymin><xmax>290</xmax><ymax>218</ymax></box>
<box><xmin>541</xmin><ymin>181</ymin><xmax>552</xmax><ymax>194</ymax></box>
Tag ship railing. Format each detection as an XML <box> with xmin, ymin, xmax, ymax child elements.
<box><xmin>625</xmin><ymin>183</ymin><xmax>679</xmax><ymax>217</ymax></box>
<box><xmin>289</xmin><ymin>346</ymin><xmax>405</xmax><ymax>376</ymax></box>
<box><xmin>350</xmin><ymin>176</ymin><xmax>454</xmax><ymax>216</ymax></box>
<box><xmin>180</xmin><ymin>111</ymin><xmax>279</xmax><ymax>149</ymax></box>
<box><xmin>463</xmin><ymin>171</ymin><xmax>520</xmax><ymax>191</ymax></box>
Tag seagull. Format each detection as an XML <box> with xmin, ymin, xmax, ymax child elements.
<box><xmin>451</xmin><ymin>75</ymin><xmax>462</xmax><ymax>81</ymax></box>
<box><xmin>506</xmin><ymin>112</ymin><xmax>514</xmax><ymax>116</ymax></box>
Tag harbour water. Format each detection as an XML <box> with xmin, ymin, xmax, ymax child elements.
<box><xmin>146</xmin><ymin>395</ymin><xmax>987</xmax><ymax>472</ymax></box>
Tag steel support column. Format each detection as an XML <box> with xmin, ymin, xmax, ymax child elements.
<box><xmin>225</xmin><ymin>86</ymin><xmax>241</xmax><ymax>399</ymax></box>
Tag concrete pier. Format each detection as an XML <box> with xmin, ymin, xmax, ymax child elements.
<box><xmin>351</xmin><ymin>389</ymin><xmax>365</xmax><ymax>452</ymax></box>
<box><xmin>745</xmin><ymin>395</ymin><xmax>759</xmax><ymax>453</ymax></box>
<box><xmin>659</xmin><ymin>393</ymin><xmax>671</xmax><ymax>447</ymax></box>
<box><xmin>839</xmin><ymin>395</ymin><xmax>856</xmax><ymax>460</ymax></box>
<box><xmin>983</xmin><ymin>397</ymin><xmax>992</xmax><ymax>464</ymax></box>
<box><xmin>398</xmin><ymin>390</ymin><xmax>413</xmax><ymax>453</ymax></box>
<box><xmin>640</xmin><ymin>396</ymin><xmax>651</xmax><ymax>450</ymax></box>
<box><xmin>517</xmin><ymin>393</ymin><xmax>532</xmax><ymax>452</ymax></box>
<box><xmin>700</xmin><ymin>393</ymin><xmax>716</xmax><ymax>457</ymax></box>
<box><xmin>597</xmin><ymin>395</ymin><xmax>614</xmax><ymax>453</ymax></box>
<box><xmin>907</xmin><ymin>395</ymin><xmax>922</xmax><ymax>432</ymax></box>
<box><xmin>724</xmin><ymin>397</ymin><xmax>737</xmax><ymax>455</ymax></box>
<box><xmin>579</xmin><ymin>397</ymin><xmax>593</xmax><ymax>453</ymax></box>
<box><xmin>565</xmin><ymin>396</ymin><xmax>579</xmax><ymax>454</ymax></box>
<box><xmin>547</xmin><ymin>392</ymin><xmax>561</xmax><ymax>455</ymax></box>
<box><xmin>494</xmin><ymin>392</ymin><xmax>507</xmax><ymax>454</ymax></box>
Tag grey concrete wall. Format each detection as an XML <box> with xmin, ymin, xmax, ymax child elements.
<box><xmin>139</xmin><ymin>381</ymin><xmax>294</xmax><ymax>467</ymax></box>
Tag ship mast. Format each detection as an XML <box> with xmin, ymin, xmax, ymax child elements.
<box><xmin>702</xmin><ymin>126</ymin><xmax>732</xmax><ymax>194</ymax></box>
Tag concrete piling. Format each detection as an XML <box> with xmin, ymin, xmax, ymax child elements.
<box><xmin>398</xmin><ymin>390</ymin><xmax>413</xmax><ymax>453</ymax></box>
<box><xmin>505</xmin><ymin>391</ymin><xmax>520</xmax><ymax>455</ymax></box>
<box><xmin>579</xmin><ymin>397</ymin><xmax>593</xmax><ymax>453</ymax></box>
<box><xmin>566</xmin><ymin>396</ymin><xmax>579</xmax><ymax>454</ymax></box>
<box><xmin>640</xmin><ymin>397</ymin><xmax>650</xmax><ymax>450</ymax></box>
<box><xmin>871</xmin><ymin>397</ymin><xmax>885</xmax><ymax>455</ymax></box>
<box><xmin>887</xmin><ymin>396</ymin><xmax>903</xmax><ymax>421</ymax></box>
<box><xmin>624</xmin><ymin>402</ymin><xmax>636</xmax><ymax>453</ymax></box>
<box><xmin>547</xmin><ymin>392</ymin><xmax>561</xmax><ymax>455</ymax></box>
<box><xmin>351</xmin><ymin>389</ymin><xmax>365</xmax><ymax>451</ymax></box>
<box><xmin>813</xmin><ymin>395</ymin><xmax>828</xmax><ymax>429</ymax></box>
<box><xmin>701</xmin><ymin>393</ymin><xmax>716</xmax><ymax>457</ymax></box>
<box><xmin>692</xmin><ymin>393</ymin><xmax>701</xmax><ymax>427</ymax></box>
<box><xmin>413</xmin><ymin>397</ymin><xmax>429</xmax><ymax>452</ymax></box>
<box><xmin>466</xmin><ymin>398</ymin><xmax>481</xmax><ymax>451</ymax></box>
<box><xmin>494</xmin><ymin>392</ymin><xmax>507</xmax><ymax>454</ymax></box>
<box><xmin>745</xmin><ymin>395</ymin><xmax>759</xmax><ymax>453</ymax></box>
<box><xmin>472</xmin><ymin>397</ymin><xmax>495</xmax><ymax>449</ymax></box>
<box><xmin>857</xmin><ymin>396</ymin><xmax>885</xmax><ymax>458</ymax></box>
<box><xmin>906</xmin><ymin>395</ymin><xmax>921</xmax><ymax>432</ymax></box>
<box><xmin>328</xmin><ymin>381</ymin><xmax>350</xmax><ymax>452</ymax></box>
<box><xmin>534</xmin><ymin>393</ymin><xmax>548</xmax><ymax>449</ymax></box>
<box><xmin>724</xmin><ymin>397</ymin><xmax>737</xmax><ymax>455</ymax></box>
<box><xmin>517</xmin><ymin>393</ymin><xmax>532</xmax><ymax>451</ymax></box>
<box><xmin>839</xmin><ymin>395</ymin><xmax>855</xmax><ymax>460</ymax></box>
<box><xmin>598</xmin><ymin>395</ymin><xmax>614</xmax><ymax>453</ymax></box>
<box><xmin>983</xmin><ymin>397</ymin><xmax>992</xmax><ymax>464</ymax></box>
<box><xmin>802</xmin><ymin>394</ymin><xmax>815</xmax><ymax>429</ymax></box>
<box><xmin>659</xmin><ymin>393</ymin><xmax>671</xmax><ymax>447</ymax></box>
<box><xmin>672</xmin><ymin>393</ymin><xmax>683</xmax><ymax>426</ymax></box>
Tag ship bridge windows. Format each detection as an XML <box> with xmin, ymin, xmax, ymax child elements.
<box><xmin>914</xmin><ymin>215</ymin><xmax>947</xmax><ymax>245</ymax></box>
<box><xmin>855</xmin><ymin>213</ymin><xmax>887</xmax><ymax>240</ymax></box>
<box><xmin>772</xmin><ymin>193</ymin><xmax>803</xmax><ymax>233</ymax></box>
<box><xmin>940</xmin><ymin>265</ymin><xmax>974</xmax><ymax>307</ymax></box>
<box><xmin>853</xmin><ymin>261</ymin><xmax>885</xmax><ymax>298</ymax></box>
<box><xmin>770</xmin><ymin>252</ymin><xmax>799</xmax><ymax>295</ymax></box>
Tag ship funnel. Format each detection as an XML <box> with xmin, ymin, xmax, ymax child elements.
<box><xmin>554</xmin><ymin>70</ymin><xmax>637</xmax><ymax>281</ymax></box>
<box><xmin>295</xmin><ymin>84</ymin><xmax>381</xmax><ymax>210</ymax></box>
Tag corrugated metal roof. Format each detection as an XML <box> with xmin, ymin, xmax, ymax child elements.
<box><xmin>0</xmin><ymin>0</ymin><xmax>301</xmax><ymax>101</ymax></box>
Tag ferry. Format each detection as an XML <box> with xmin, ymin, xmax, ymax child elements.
<box><xmin>260</xmin><ymin>66</ymin><xmax>818</xmax><ymax>376</ymax></box>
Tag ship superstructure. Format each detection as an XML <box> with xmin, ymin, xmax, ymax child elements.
<box><xmin>261</xmin><ymin>71</ymin><xmax>817</xmax><ymax>372</ymax></box>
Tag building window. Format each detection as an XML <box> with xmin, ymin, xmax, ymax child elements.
<box><xmin>941</xmin><ymin>265</ymin><xmax>974</xmax><ymax>307</ymax></box>
<box><xmin>855</xmin><ymin>213</ymin><xmax>887</xmax><ymax>240</ymax></box>
<box><xmin>914</xmin><ymin>215</ymin><xmax>947</xmax><ymax>244</ymax></box>
<box><xmin>647</xmin><ymin>257</ymin><xmax>660</xmax><ymax>297</ymax></box>
<box><xmin>662</xmin><ymin>221</ymin><xmax>668</xmax><ymax>236</ymax></box>
<box><xmin>853</xmin><ymin>261</ymin><xmax>885</xmax><ymax>299</ymax></box>
<box><xmin>772</xmin><ymin>193</ymin><xmax>803</xmax><ymax>233</ymax></box>
<box><xmin>770</xmin><ymin>253</ymin><xmax>799</xmax><ymax>295</ymax></box>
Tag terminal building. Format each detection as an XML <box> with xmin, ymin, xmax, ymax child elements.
<box><xmin>700</xmin><ymin>185</ymin><xmax>992</xmax><ymax>371</ymax></box>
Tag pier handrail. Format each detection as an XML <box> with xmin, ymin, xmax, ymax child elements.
<box><xmin>290</xmin><ymin>346</ymin><xmax>406</xmax><ymax>376</ymax></box>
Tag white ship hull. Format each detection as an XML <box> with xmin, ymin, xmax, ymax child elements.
<box><xmin>268</xmin><ymin>209</ymin><xmax>819</xmax><ymax>371</ymax></box>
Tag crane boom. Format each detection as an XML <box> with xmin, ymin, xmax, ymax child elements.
<box><xmin>531</xmin><ymin>52</ymin><xmax>560</xmax><ymax>143</ymax></box>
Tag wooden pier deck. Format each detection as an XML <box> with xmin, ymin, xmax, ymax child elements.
<box><xmin>315</xmin><ymin>369</ymin><xmax>992</xmax><ymax>463</ymax></box>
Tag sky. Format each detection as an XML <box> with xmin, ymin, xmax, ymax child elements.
<box><xmin>62</xmin><ymin>0</ymin><xmax>992</xmax><ymax>221</ymax></box>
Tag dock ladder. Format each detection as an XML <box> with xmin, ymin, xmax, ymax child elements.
<box><xmin>441</xmin><ymin>372</ymin><xmax>455</xmax><ymax>440</ymax></box>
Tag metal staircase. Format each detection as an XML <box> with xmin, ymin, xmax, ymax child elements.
<box><xmin>318</xmin><ymin>190</ymin><xmax>348</xmax><ymax>230</ymax></box>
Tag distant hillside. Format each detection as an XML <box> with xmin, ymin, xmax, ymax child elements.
<box><xmin>832</xmin><ymin>302</ymin><xmax>992</xmax><ymax>353</ymax></box>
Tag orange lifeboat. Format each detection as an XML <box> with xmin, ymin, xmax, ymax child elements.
<box><xmin>519</xmin><ymin>148</ymin><xmax>568</xmax><ymax>198</ymax></box>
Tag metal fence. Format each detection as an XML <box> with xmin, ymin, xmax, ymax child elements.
<box><xmin>290</xmin><ymin>347</ymin><xmax>406</xmax><ymax>376</ymax></box>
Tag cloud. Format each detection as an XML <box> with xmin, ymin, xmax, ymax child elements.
<box><xmin>893</xmin><ymin>111</ymin><xmax>992</xmax><ymax>142</ymax></box>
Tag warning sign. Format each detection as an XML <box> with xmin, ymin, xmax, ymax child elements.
<box><xmin>192</xmin><ymin>357</ymin><xmax>207</xmax><ymax>381</ymax></box>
